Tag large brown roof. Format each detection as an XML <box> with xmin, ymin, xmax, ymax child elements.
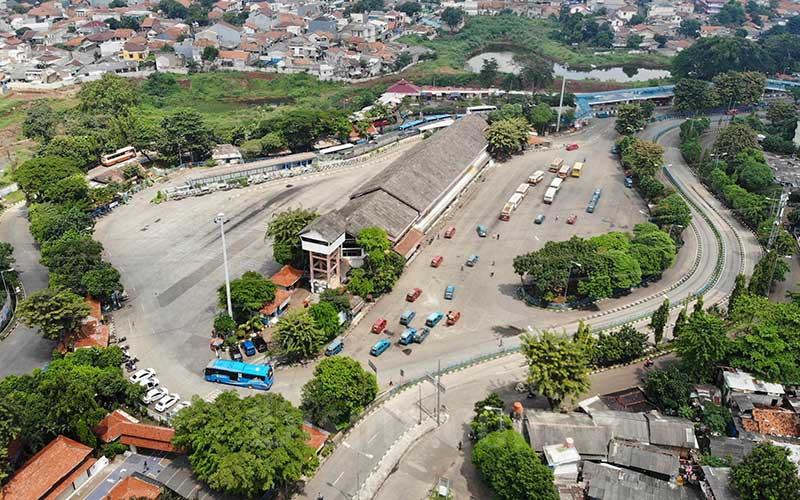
<box><xmin>94</xmin><ymin>409</ymin><xmax>176</xmax><ymax>452</ymax></box>
<box><xmin>2</xmin><ymin>435</ymin><xmax>93</xmax><ymax>500</ymax></box>
<box><xmin>106</xmin><ymin>475</ymin><xmax>161</xmax><ymax>500</ymax></box>
<box><xmin>271</xmin><ymin>265</ymin><xmax>304</xmax><ymax>288</ymax></box>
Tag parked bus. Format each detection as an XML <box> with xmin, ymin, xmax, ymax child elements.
<box><xmin>548</xmin><ymin>158</ymin><xmax>564</xmax><ymax>173</ymax></box>
<box><xmin>515</xmin><ymin>183</ymin><xmax>530</xmax><ymax>198</ymax></box>
<box><xmin>466</xmin><ymin>105</ymin><xmax>497</xmax><ymax>114</ymax></box>
<box><xmin>204</xmin><ymin>359</ymin><xmax>274</xmax><ymax>390</ymax></box>
<box><xmin>499</xmin><ymin>192</ymin><xmax>524</xmax><ymax>220</ymax></box>
<box><xmin>527</xmin><ymin>170</ymin><xmax>544</xmax><ymax>185</ymax></box>
<box><xmin>549</xmin><ymin>177</ymin><xmax>563</xmax><ymax>191</ymax></box>
<box><xmin>101</xmin><ymin>146</ymin><xmax>136</xmax><ymax>167</ymax></box>
<box><xmin>571</xmin><ymin>162</ymin><xmax>584</xmax><ymax>178</ymax></box>
<box><xmin>318</xmin><ymin>143</ymin><xmax>354</xmax><ymax>155</ymax></box>
<box><xmin>557</xmin><ymin>164</ymin><xmax>572</xmax><ymax>178</ymax></box>
<box><xmin>544</xmin><ymin>186</ymin><xmax>558</xmax><ymax>204</ymax></box>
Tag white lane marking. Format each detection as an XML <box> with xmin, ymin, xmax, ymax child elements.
<box><xmin>367</xmin><ymin>433</ymin><xmax>379</xmax><ymax>445</ymax></box>
<box><xmin>333</xmin><ymin>471</ymin><xmax>344</xmax><ymax>485</ymax></box>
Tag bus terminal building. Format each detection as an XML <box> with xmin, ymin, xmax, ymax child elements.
<box><xmin>300</xmin><ymin>114</ymin><xmax>490</xmax><ymax>292</ymax></box>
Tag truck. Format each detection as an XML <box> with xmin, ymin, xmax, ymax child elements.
<box><xmin>557</xmin><ymin>164</ymin><xmax>572</xmax><ymax>178</ymax></box>
<box><xmin>548</xmin><ymin>158</ymin><xmax>564</xmax><ymax>173</ymax></box>
<box><xmin>544</xmin><ymin>186</ymin><xmax>557</xmax><ymax>204</ymax></box>
<box><xmin>549</xmin><ymin>177</ymin><xmax>563</xmax><ymax>192</ymax></box>
<box><xmin>527</xmin><ymin>170</ymin><xmax>545</xmax><ymax>185</ymax></box>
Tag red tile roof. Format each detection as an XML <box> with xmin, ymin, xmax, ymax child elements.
<box><xmin>259</xmin><ymin>288</ymin><xmax>292</xmax><ymax>316</ymax></box>
<box><xmin>392</xmin><ymin>228</ymin><xmax>424</xmax><ymax>258</ymax></box>
<box><xmin>303</xmin><ymin>423</ymin><xmax>329</xmax><ymax>453</ymax></box>
<box><xmin>2</xmin><ymin>435</ymin><xmax>94</xmax><ymax>500</ymax></box>
<box><xmin>386</xmin><ymin>79</ymin><xmax>421</xmax><ymax>95</ymax></box>
<box><xmin>105</xmin><ymin>475</ymin><xmax>161</xmax><ymax>500</ymax></box>
<box><xmin>94</xmin><ymin>410</ymin><xmax>177</xmax><ymax>452</ymax></box>
<box><xmin>271</xmin><ymin>265</ymin><xmax>304</xmax><ymax>288</ymax></box>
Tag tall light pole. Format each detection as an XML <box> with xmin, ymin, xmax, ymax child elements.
<box><xmin>214</xmin><ymin>213</ymin><xmax>233</xmax><ymax>318</ymax></box>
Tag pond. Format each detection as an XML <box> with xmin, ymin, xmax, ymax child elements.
<box><xmin>465</xmin><ymin>51</ymin><xmax>672</xmax><ymax>83</ymax></box>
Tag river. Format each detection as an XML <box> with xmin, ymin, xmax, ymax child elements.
<box><xmin>465</xmin><ymin>51</ymin><xmax>672</xmax><ymax>83</ymax></box>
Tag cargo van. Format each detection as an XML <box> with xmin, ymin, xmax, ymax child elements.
<box><xmin>426</xmin><ymin>312</ymin><xmax>444</xmax><ymax>327</ymax></box>
<box><xmin>515</xmin><ymin>183</ymin><xmax>530</xmax><ymax>198</ymax></box>
<box><xmin>544</xmin><ymin>186</ymin><xmax>558</xmax><ymax>204</ymax></box>
<box><xmin>557</xmin><ymin>164</ymin><xmax>572</xmax><ymax>178</ymax></box>
<box><xmin>549</xmin><ymin>158</ymin><xmax>564</xmax><ymax>173</ymax></box>
<box><xmin>399</xmin><ymin>328</ymin><xmax>417</xmax><ymax>345</ymax></box>
<box><xmin>400</xmin><ymin>310</ymin><xmax>416</xmax><ymax>325</ymax></box>
<box><xmin>527</xmin><ymin>170</ymin><xmax>545</xmax><ymax>185</ymax></box>
<box><xmin>444</xmin><ymin>285</ymin><xmax>455</xmax><ymax>299</ymax></box>
<box><xmin>325</xmin><ymin>339</ymin><xmax>344</xmax><ymax>356</ymax></box>
<box><xmin>549</xmin><ymin>178</ymin><xmax>563</xmax><ymax>191</ymax></box>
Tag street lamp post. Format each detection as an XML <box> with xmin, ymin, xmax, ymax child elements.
<box><xmin>564</xmin><ymin>261</ymin><xmax>582</xmax><ymax>302</ymax></box>
<box><xmin>214</xmin><ymin>213</ymin><xmax>233</xmax><ymax>319</ymax></box>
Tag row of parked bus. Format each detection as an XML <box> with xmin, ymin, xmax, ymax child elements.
<box><xmin>499</xmin><ymin>182</ymin><xmax>532</xmax><ymax>221</ymax></box>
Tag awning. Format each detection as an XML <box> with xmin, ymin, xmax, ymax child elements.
<box><xmin>392</xmin><ymin>228</ymin><xmax>425</xmax><ymax>259</ymax></box>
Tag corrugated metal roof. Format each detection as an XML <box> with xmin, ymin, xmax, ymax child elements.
<box><xmin>607</xmin><ymin>439</ymin><xmax>679</xmax><ymax>477</ymax></box>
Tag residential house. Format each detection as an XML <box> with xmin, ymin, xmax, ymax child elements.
<box><xmin>587</xmin><ymin>0</ymin><xmax>627</xmax><ymax>13</ymax></box>
<box><xmin>217</xmin><ymin>49</ymin><xmax>252</xmax><ymax>68</ymax></box>
<box><xmin>260</xmin><ymin>288</ymin><xmax>292</xmax><ymax>322</ymax></box>
<box><xmin>202</xmin><ymin>21</ymin><xmax>242</xmax><ymax>49</ymax></box>
<box><xmin>606</xmin><ymin>439</ymin><xmax>680</xmax><ymax>480</ymax></box>
<box><xmin>271</xmin><ymin>265</ymin><xmax>304</xmax><ymax>291</ymax></box>
<box><xmin>648</xmin><ymin>2</ymin><xmax>676</xmax><ymax>19</ymax></box>
<box><xmin>308</xmin><ymin>15</ymin><xmax>337</xmax><ymax>34</ymax></box>
<box><xmin>120</xmin><ymin>40</ymin><xmax>148</xmax><ymax>60</ymax></box>
<box><xmin>543</xmin><ymin>439</ymin><xmax>582</xmax><ymax>481</ymax></box>
<box><xmin>105</xmin><ymin>474</ymin><xmax>161</xmax><ymax>500</ymax></box>
<box><xmin>700</xmin><ymin>467</ymin><xmax>737</xmax><ymax>500</ymax></box>
<box><xmin>722</xmin><ymin>368</ymin><xmax>784</xmax><ymax>406</ymax></box>
<box><xmin>57</xmin><ymin>298</ymin><xmax>109</xmax><ymax>353</ymax></box>
<box><xmin>700</xmin><ymin>25</ymin><xmax>730</xmax><ymax>37</ymax></box>
<box><xmin>525</xmin><ymin>411</ymin><xmax>612</xmax><ymax>461</ymax></box>
<box><xmin>582</xmin><ymin>462</ymin><xmax>700</xmax><ymax>500</ymax></box>
<box><xmin>94</xmin><ymin>409</ymin><xmax>177</xmax><ymax>453</ymax></box>
<box><xmin>645</xmin><ymin>413</ymin><xmax>699</xmax><ymax>456</ymax></box>
<box><xmin>2</xmin><ymin>435</ymin><xmax>98</xmax><ymax>500</ymax></box>
<box><xmin>708</xmin><ymin>437</ymin><xmax>756</xmax><ymax>465</ymax></box>
<box><xmin>616</xmin><ymin>5</ymin><xmax>638</xmax><ymax>21</ymax></box>
<box><xmin>697</xmin><ymin>0</ymin><xmax>727</xmax><ymax>14</ymax></box>
<box><xmin>342</xmin><ymin>22</ymin><xmax>377</xmax><ymax>43</ymax></box>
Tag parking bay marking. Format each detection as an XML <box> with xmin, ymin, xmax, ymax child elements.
<box><xmin>333</xmin><ymin>471</ymin><xmax>345</xmax><ymax>485</ymax></box>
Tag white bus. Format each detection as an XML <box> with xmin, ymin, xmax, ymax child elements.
<box><xmin>549</xmin><ymin>157</ymin><xmax>564</xmax><ymax>173</ymax></box>
<box><xmin>544</xmin><ymin>186</ymin><xmax>558</xmax><ymax>204</ymax></box>
<box><xmin>515</xmin><ymin>183</ymin><xmax>530</xmax><ymax>198</ymax></box>
<box><xmin>528</xmin><ymin>170</ymin><xmax>544</xmax><ymax>185</ymax></box>
<box><xmin>101</xmin><ymin>146</ymin><xmax>136</xmax><ymax>166</ymax></box>
<box><xmin>549</xmin><ymin>177</ymin><xmax>563</xmax><ymax>191</ymax></box>
<box><xmin>499</xmin><ymin>192</ymin><xmax>524</xmax><ymax>220</ymax></box>
<box><xmin>318</xmin><ymin>143</ymin><xmax>354</xmax><ymax>155</ymax></box>
<box><xmin>466</xmin><ymin>105</ymin><xmax>497</xmax><ymax>114</ymax></box>
<box><xmin>557</xmin><ymin>163</ymin><xmax>572</xmax><ymax>179</ymax></box>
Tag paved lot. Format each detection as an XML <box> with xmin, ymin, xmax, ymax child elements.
<box><xmin>95</xmin><ymin>147</ymin><xmax>410</xmax><ymax>403</ymax></box>
<box><xmin>79</xmin><ymin>452</ymin><xmax>168</xmax><ymax>500</ymax></box>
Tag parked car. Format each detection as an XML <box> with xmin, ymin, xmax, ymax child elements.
<box><xmin>142</xmin><ymin>387</ymin><xmax>168</xmax><ymax>404</ymax></box>
<box><xmin>593</xmin><ymin>188</ymin><xmax>603</xmax><ymax>201</ymax></box>
<box><xmin>586</xmin><ymin>201</ymin><xmax>597</xmax><ymax>213</ymax></box>
<box><xmin>252</xmin><ymin>336</ymin><xmax>268</xmax><ymax>353</ymax></box>
<box><xmin>138</xmin><ymin>377</ymin><xmax>159</xmax><ymax>390</ymax></box>
<box><xmin>446</xmin><ymin>310</ymin><xmax>461</xmax><ymax>325</ymax></box>
<box><xmin>399</xmin><ymin>328</ymin><xmax>417</xmax><ymax>345</ymax></box>
<box><xmin>624</xmin><ymin>177</ymin><xmax>633</xmax><ymax>188</ymax></box>
<box><xmin>425</xmin><ymin>311</ymin><xmax>444</xmax><ymax>327</ymax></box>
<box><xmin>567</xmin><ymin>214</ymin><xmax>577</xmax><ymax>224</ymax></box>
<box><xmin>168</xmin><ymin>400</ymin><xmax>191</xmax><ymax>418</ymax></box>
<box><xmin>566</xmin><ymin>143</ymin><xmax>579</xmax><ymax>151</ymax></box>
<box><xmin>444</xmin><ymin>285</ymin><xmax>455</xmax><ymax>300</ymax></box>
<box><xmin>129</xmin><ymin>368</ymin><xmax>156</xmax><ymax>384</ymax></box>
<box><xmin>444</xmin><ymin>227</ymin><xmax>456</xmax><ymax>238</ymax></box>
<box><xmin>155</xmin><ymin>393</ymin><xmax>180</xmax><ymax>413</ymax></box>
<box><xmin>370</xmin><ymin>339</ymin><xmax>391</xmax><ymax>357</ymax></box>
<box><xmin>406</xmin><ymin>287</ymin><xmax>422</xmax><ymax>302</ymax></box>
<box><xmin>228</xmin><ymin>345</ymin><xmax>243</xmax><ymax>361</ymax></box>
<box><xmin>241</xmin><ymin>340</ymin><xmax>256</xmax><ymax>357</ymax></box>
<box><xmin>414</xmin><ymin>327</ymin><xmax>430</xmax><ymax>343</ymax></box>
<box><xmin>372</xmin><ymin>318</ymin><xmax>388</xmax><ymax>334</ymax></box>
<box><xmin>476</xmin><ymin>225</ymin><xmax>487</xmax><ymax>237</ymax></box>
<box><xmin>466</xmin><ymin>255</ymin><xmax>479</xmax><ymax>267</ymax></box>
<box><xmin>325</xmin><ymin>339</ymin><xmax>344</xmax><ymax>356</ymax></box>
<box><xmin>431</xmin><ymin>255</ymin><xmax>444</xmax><ymax>268</ymax></box>
<box><xmin>400</xmin><ymin>310</ymin><xmax>416</xmax><ymax>325</ymax></box>
<box><xmin>534</xmin><ymin>214</ymin><xmax>545</xmax><ymax>224</ymax></box>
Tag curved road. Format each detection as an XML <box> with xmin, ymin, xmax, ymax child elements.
<box><xmin>299</xmin><ymin>117</ymin><xmax>763</xmax><ymax>499</ymax></box>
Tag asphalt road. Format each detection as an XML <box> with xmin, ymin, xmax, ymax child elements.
<box><xmin>0</xmin><ymin>203</ymin><xmax>54</xmax><ymax>377</ymax></box>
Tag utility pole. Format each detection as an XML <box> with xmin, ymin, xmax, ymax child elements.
<box><xmin>418</xmin><ymin>384</ymin><xmax>422</xmax><ymax>425</ymax></box>
<box><xmin>214</xmin><ymin>213</ymin><xmax>233</xmax><ymax>318</ymax></box>
<box><xmin>556</xmin><ymin>74</ymin><xmax>567</xmax><ymax>133</ymax></box>
<box><xmin>436</xmin><ymin>359</ymin><xmax>441</xmax><ymax>426</ymax></box>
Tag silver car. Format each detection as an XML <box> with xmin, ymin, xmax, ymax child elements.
<box><xmin>142</xmin><ymin>387</ymin><xmax>168</xmax><ymax>404</ymax></box>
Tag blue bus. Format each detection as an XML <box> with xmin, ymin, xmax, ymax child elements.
<box><xmin>204</xmin><ymin>359</ymin><xmax>274</xmax><ymax>390</ymax></box>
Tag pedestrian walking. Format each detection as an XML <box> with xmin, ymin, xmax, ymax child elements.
<box><xmin>490</xmin><ymin>272</ymin><xmax>494</xmax><ymax>277</ymax></box>
<box><xmin>458</xmin><ymin>441</ymin><xmax>463</xmax><ymax>451</ymax></box>
<box><xmin>461</xmin><ymin>265</ymin><xmax>464</xmax><ymax>271</ymax></box>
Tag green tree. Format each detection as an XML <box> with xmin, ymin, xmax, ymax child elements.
<box><xmin>158</xmin><ymin>0</ymin><xmax>188</xmax><ymax>17</ymax></box>
<box><xmin>735</xmin><ymin>149</ymin><xmax>774</xmax><ymax>192</ymax></box>
<box><xmin>603</xmin><ymin>249</ymin><xmax>642</xmax><ymax>291</ymax></box>
<box><xmin>673</xmin><ymin>36</ymin><xmax>769</xmax><ymax>80</ymax></box>
<box><xmin>213</xmin><ymin>313</ymin><xmax>236</xmax><ymax>337</ymax></box>
<box><xmin>471</xmin><ymin>393</ymin><xmax>513</xmax><ymax>441</ymax></box>
<box><xmin>441</xmin><ymin>6</ymin><xmax>465</xmax><ymax>31</ymax></box>
<box><xmin>713</xmin><ymin>71</ymin><xmax>766</xmax><ymax>107</ymax></box>
<box><xmin>320</xmin><ymin>288</ymin><xmax>351</xmax><ymax>314</ymax></box>
<box><xmin>308</xmin><ymin>301</ymin><xmax>340</xmax><ymax>341</ymax></box>
<box><xmin>40</xmin><ymin>232</ymin><xmax>103</xmax><ymax>293</ymax></box>
<box><xmin>158</xmin><ymin>109</ymin><xmax>214</xmax><ymax>163</ymax></box>
<box><xmin>637</xmin><ymin>175</ymin><xmax>667</xmax><ymax>202</ymax></box>
<box><xmin>28</xmin><ymin>202</ymin><xmax>93</xmax><ymax>244</ymax></box>
<box><xmin>615</xmin><ymin>104</ymin><xmax>646</xmax><ymax>135</ymax></box>
<box><xmin>651</xmin><ymin>298</ymin><xmax>670</xmax><ymax>345</ymax></box>
<box><xmin>172</xmin><ymin>392</ymin><xmax>318</xmax><ymax>498</ymax></box>
<box><xmin>766</xmin><ymin>101</ymin><xmax>797</xmax><ymax>133</ymax></box>
<box><xmin>219</xmin><ymin>271</ymin><xmax>276</xmax><ymax>323</ymax></box>
<box><xmin>485</xmin><ymin>117</ymin><xmax>529</xmax><ymax>159</ymax></box>
<box><xmin>654</xmin><ymin>34</ymin><xmax>668</xmax><ymax>48</ymax></box>
<box><xmin>731</xmin><ymin>442</ymin><xmax>800</xmax><ymax>500</ymax></box>
<box><xmin>673</xmin><ymin>306</ymin><xmax>688</xmax><ymax>337</ymax></box>
<box><xmin>77</xmin><ymin>73</ymin><xmax>138</xmax><ymax>115</ymax></box>
<box><xmin>715</xmin><ymin>124</ymin><xmax>759</xmax><ymax>163</ymax></box>
<box><xmin>528</xmin><ymin>103</ymin><xmax>555</xmax><ymax>135</ymax></box>
<box><xmin>626</xmin><ymin>34</ymin><xmax>644</xmax><ymax>48</ymax></box>
<box><xmin>520</xmin><ymin>330</ymin><xmax>590</xmax><ymax>408</ymax></box>
<box><xmin>728</xmin><ymin>274</ymin><xmax>748</xmax><ymax>317</ymax></box>
<box><xmin>622</xmin><ymin>139</ymin><xmax>664</xmax><ymax>178</ymax></box>
<box><xmin>43</xmin><ymin>135</ymin><xmax>101</xmax><ymax>171</ymax></box>
<box><xmin>478</xmin><ymin>57</ymin><xmax>499</xmax><ymax>87</ymax></box>
<box><xmin>702</xmin><ymin>403</ymin><xmax>733</xmax><ymax>435</ymax></box>
<box><xmin>81</xmin><ymin>264</ymin><xmax>122</xmax><ymax>303</ymax></box>
<box><xmin>347</xmin><ymin>268</ymin><xmax>375</xmax><ymax>297</ymax></box>
<box><xmin>678</xmin><ymin>18</ymin><xmax>702</xmax><ymax>38</ymax></box>
<box><xmin>265</xmin><ymin>208</ymin><xmax>319</xmax><ymax>267</ymax></box>
<box><xmin>396</xmin><ymin>1</ymin><xmax>421</xmax><ymax>15</ymax></box>
<box><xmin>14</xmin><ymin>156</ymin><xmax>81</xmax><ymax>202</ymax></box>
<box><xmin>652</xmin><ymin>193</ymin><xmax>692</xmax><ymax>229</ymax></box>
<box><xmin>300</xmin><ymin>357</ymin><xmax>378</xmax><ymax>429</ymax></box>
<box><xmin>715</xmin><ymin>0</ymin><xmax>747</xmax><ymax>25</ymax></box>
<box><xmin>44</xmin><ymin>174</ymin><xmax>90</xmax><ymax>205</ymax></box>
<box><xmin>273</xmin><ymin>309</ymin><xmax>326</xmax><ymax>361</ymax></box>
<box><xmin>202</xmin><ymin>46</ymin><xmax>219</xmax><ymax>62</ymax></box>
<box><xmin>22</xmin><ymin>101</ymin><xmax>57</xmax><ymax>143</ymax></box>
<box><xmin>674</xmin><ymin>309</ymin><xmax>731</xmax><ymax>381</ymax></box>
<box><xmin>573</xmin><ymin>320</ymin><xmax>597</xmax><ymax>361</ymax></box>
<box><xmin>630</xmin><ymin>223</ymin><xmax>676</xmax><ymax>278</ymax></box>
<box><xmin>748</xmin><ymin>250</ymin><xmax>789</xmax><ymax>296</ymax></box>
<box><xmin>518</xmin><ymin>57</ymin><xmax>554</xmax><ymax>91</ymax></box>
<box><xmin>357</xmin><ymin>227</ymin><xmax>392</xmax><ymax>256</ymax></box>
<box><xmin>643</xmin><ymin>365</ymin><xmax>693</xmax><ymax>414</ymax></box>
<box><xmin>594</xmin><ymin>325</ymin><xmax>648</xmax><ymax>367</ymax></box>
<box><xmin>17</xmin><ymin>288</ymin><xmax>90</xmax><ymax>341</ymax></box>
<box><xmin>673</xmin><ymin>79</ymin><xmax>719</xmax><ymax>112</ymax></box>
<box><xmin>472</xmin><ymin>430</ymin><xmax>558</xmax><ymax>500</ymax></box>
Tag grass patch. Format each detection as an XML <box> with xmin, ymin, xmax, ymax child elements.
<box><xmin>3</xmin><ymin>190</ymin><xmax>24</xmax><ymax>204</ymax></box>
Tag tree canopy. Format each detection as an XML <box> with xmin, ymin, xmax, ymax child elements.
<box><xmin>14</xmin><ymin>156</ymin><xmax>82</xmax><ymax>202</ymax></box>
<box><xmin>172</xmin><ymin>391</ymin><xmax>318</xmax><ymax>498</ymax></box>
<box><xmin>615</xmin><ymin>104</ymin><xmax>646</xmax><ymax>135</ymax></box>
<box><xmin>77</xmin><ymin>73</ymin><xmax>139</xmax><ymax>115</ymax></box>
<box><xmin>17</xmin><ymin>288</ymin><xmax>90</xmax><ymax>341</ymax></box>
<box><xmin>673</xmin><ymin>36</ymin><xmax>770</xmax><ymax>79</ymax></box>
<box><xmin>731</xmin><ymin>442</ymin><xmax>800</xmax><ymax>500</ymax></box>
<box><xmin>219</xmin><ymin>271</ymin><xmax>276</xmax><ymax>323</ymax></box>
<box><xmin>300</xmin><ymin>356</ymin><xmax>378</xmax><ymax>429</ymax></box>
<box><xmin>157</xmin><ymin>109</ymin><xmax>214</xmax><ymax>163</ymax></box>
<box><xmin>274</xmin><ymin>309</ymin><xmax>327</xmax><ymax>361</ymax></box>
<box><xmin>674</xmin><ymin>309</ymin><xmax>732</xmax><ymax>382</ymax></box>
<box><xmin>485</xmin><ymin>117</ymin><xmax>530</xmax><ymax>160</ymax></box>
<box><xmin>521</xmin><ymin>330</ymin><xmax>589</xmax><ymax>409</ymax></box>
<box><xmin>265</xmin><ymin>208</ymin><xmax>319</xmax><ymax>267</ymax></box>
<box><xmin>621</xmin><ymin>139</ymin><xmax>664</xmax><ymax>179</ymax></box>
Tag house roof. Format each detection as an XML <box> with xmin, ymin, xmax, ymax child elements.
<box><xmin>709</xmin><ymin>437</ymin><xmax>756</xmax><ymax>465</ymax></box>
<box><xmin>2</xmin><ymin>435</ymin><xmax>94</xmax><ymax>500</ymax></box>
<box><xmin>259</xmin><ymin>288</ymin><xmax>292</xmax><ymax>316</ymax></box>
<box><xmin>741</xmin><ymin>408</ymin><xmax>800</xmax><ymax>437</ymax></box>
<box><xmin>589</xmin><ymin>410</ymin><xmax>650</xmax><ymax>443</ymax></box>
<box><xmin>105</xmin><ymin>475</ymin><xmax>161</xmax><ymax>500</ymax></box>
<box><xmin>701</xmin><ymin>467</ymin><xmax>738</xmax><ymax>500</ymax></box>
<box><xmin>302</xmin><ymin>423</ymin><xmax>329</xmax><ymax>452</ymax></box>
<box><xmin>582</xmin><ymin>462</ymin><xmax>700</xmax><ymax>500</ymax></box>
<box><xmin>645</xmin><ymin>413</ymin><xmax>698</xmax><ymax>449</ymax></box>
<box><xmin>607</xmin><ymin>439</ymin><xmax>680</xmax><ymax>477</ymax></box>
<box><xmin>392</xmin><ymin>227</ymin><xmax>424</xmax><ymax>258</ymax></box>
<box><xmin>723</xmin><ymin>369</ymin><xmax>785</xmax><ymax>395</ymax></box>
<box><xmin>526</xmin><ymin>411</ymin><xmax>611</xmax><ymax>458</ymax></box>
<box><xmin>271</xmin><ymin>265</ymin><xmax>304</xmax><ymax>288</ymax></box>
<box><xmin>303</xmin><ymin>212</ymin><xmax>347</xmax><ymax>242</ymax></box>
<box><xmin>94</xmin><ymin>409</ymin><xmax>176</xmax><ymax>452</ymax></box>
<box><xmin>218</xmin><ymin>50</ymin><xmax>249</xmax><ymax>60</ymax></box>
<box><xmin>385</xmin><ymin>78</ymin><xmax>421</xmax><ymax>94</ymax></box>
<box><xmin>57</xmin><ymin>297</ymin><xmax>109</xmax><ymax>353</ymax></box>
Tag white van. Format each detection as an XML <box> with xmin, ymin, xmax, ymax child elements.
<box><xmin>527</xmin><ymin>170</ymin><xmax>545</xmax><ymax>185</ymax></box>
<box><xmin>549</xmin><ymin>177</ymin><xmax>563</xmax><ymax>191</ymax></box>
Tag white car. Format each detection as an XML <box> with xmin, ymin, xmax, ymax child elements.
<box><xmin>129</xmin><ymin>368</ymin><xmax>155</xmax><ymax>384</ymax></box>
<box><xmin>170</xmin><ymin>400</ymin><xmax>191</xmax><ymax>414</ymax></box>
<box><xmin>138</xmin><ymin>377</ymin><xmax>159</xmax><ymax>390</ymax></box>
<box><xmin>142</xmin><ymin>387</ymin><xmax>168</xmax><ymax>404</ymax></box>
<box><xmin>155</xmin><ymin>393</ymin><xmax>180</xmax><ymax>412</ymax></box>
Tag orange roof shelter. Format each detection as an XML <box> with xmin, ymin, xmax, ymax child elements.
<box><xmin>105</xmin><ymin>475</ymin><xmax>161</xmax><ymax>500</ymax></box>
<box><xmin>271</xmin><ymin>265</ymin><xmax>304</xmax><ymax>289</ymax></box>
<box><xmin>94</xmin><ymin>410</ymin><xmax>176</xmax><ymax>453</ymax></box>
